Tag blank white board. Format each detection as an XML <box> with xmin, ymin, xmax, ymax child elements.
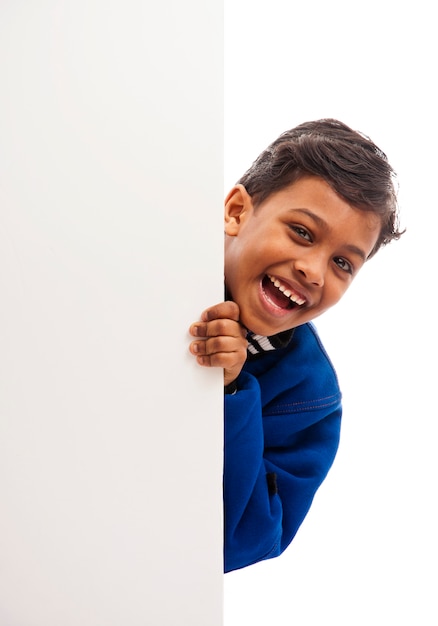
<box><xmin>0</xmin><ymin>2</ymin><xmax>224</xmax><ymax>624</ymax></box>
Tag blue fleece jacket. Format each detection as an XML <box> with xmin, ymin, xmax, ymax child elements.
<box><xmin>224</xmin><ymin>322</ymin><xmax>342</xmax><ymax>572</ymax></box>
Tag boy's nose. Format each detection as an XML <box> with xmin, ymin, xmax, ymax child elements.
<box><xmin>294</xmin><ymin>255</ymin><xmax>326</xmax><ymax>287</ymax></box>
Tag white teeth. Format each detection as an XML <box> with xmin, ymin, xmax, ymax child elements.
<box><xmin>268</xmin><ymin>275</ymin><xmax>305</xmax><ymax>306</ymax></box>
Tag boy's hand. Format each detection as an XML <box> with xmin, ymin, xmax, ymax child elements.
<box><xmin>189</xmin><ymin>301</ymin><xmax>248</xmax><ymax>387</ymax></box>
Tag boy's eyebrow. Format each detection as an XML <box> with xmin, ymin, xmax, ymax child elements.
<box><xmin>343</xmin><ymin>244</ymin><xmax>367</xmax><ymax>262</ymax></box>
<box><xmin>289</xmin><ymin>208</ymin><xmax>327</xmax><ymax>228</ymax></box>
<box><xmin>288</xmin><ymin>208</ymin><xmax>367</xmax><ymax>262</ymax></box>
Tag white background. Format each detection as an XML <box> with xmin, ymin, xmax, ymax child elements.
<box><xmin>0</xmin><ymin>2</ymin><xmax>223</xmax><ymax>625</ymax></box>
<box><xmin>1</xmin><ymin>2</ymin><xmax>436</xmax><ymax>624</ymax></box>
<box><xmin>224</xmin><ymin>1</ymin><xmax>437</xmax><ymax>624</ymax></box>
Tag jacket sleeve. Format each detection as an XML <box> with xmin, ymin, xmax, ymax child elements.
<box><xmin>223</xmin><ymin>369</ymin><xmax>341</xmax><ymax>573</ymax></box>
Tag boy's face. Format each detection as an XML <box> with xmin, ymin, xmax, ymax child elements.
<box><xmin>224</xmin><ymin>176</ymin><xmax>381</xmax><ymax>336</ymax></box>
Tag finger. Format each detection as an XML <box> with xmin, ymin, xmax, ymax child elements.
<box><xmin>201</xmin><ymin>300</ymin><xmax>241</xmax><ymax>323</ymax></box>
<box><xmin>190</xmin><ymin>318</ymin><xmax>246</xmax><ymax>339</ymax></box>
<box><xmin>196</xmin><ymin>349</ymin><xmax>246</xmax><ymax>369</ymax></box>
<box><xmin>190</xmin><ymin>335</ymin><xmax>246</xmax><ymax>357</ymax></box>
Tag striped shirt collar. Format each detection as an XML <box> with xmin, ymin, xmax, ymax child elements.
<box><xmin>247</xmin><ymin>328</ymin><xmax>294</xmax><ymax>355</ymax></box>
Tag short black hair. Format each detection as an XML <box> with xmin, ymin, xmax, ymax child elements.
<box><xmin>237</xmin><ymin>118</ymin><xmax>403</xmax><ymax>257</ymax></box>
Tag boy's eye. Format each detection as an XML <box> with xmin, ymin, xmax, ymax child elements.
<box><xmin>333</xmin><ymin>256</ymin><xmax>353</xmax><ymax>274</ymax></box>
<box><xmin>290</xmin><ymin>225</ymin><xmax>312</xmax><ymax>242</ymax></box>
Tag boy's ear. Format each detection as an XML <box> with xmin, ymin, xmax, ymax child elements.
<box><xmin>224</xmin><ymin>184</ymin><xmax>253</xmax><ymax>236</ymax></box>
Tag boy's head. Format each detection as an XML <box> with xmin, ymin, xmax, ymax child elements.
<box><xmin>237</xmin><ymin>118</ymin><xmax>402</xmax><ymax>258</ymax></box>
<box><xmin>224</xmin><ymin>119</ymin><xmax>403</xmax><ymax>336</ymax></box>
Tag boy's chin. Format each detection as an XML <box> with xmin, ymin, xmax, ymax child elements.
<box><xmin>241</xmin><ymin>314</ymin><xmax>299</xmax><ymax>337</ymax></box>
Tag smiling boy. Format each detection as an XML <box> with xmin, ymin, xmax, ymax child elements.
<box><xmin>189</xmin><ymin>119</ymin><xmax>403</xmax><ymax>572</ymax></box>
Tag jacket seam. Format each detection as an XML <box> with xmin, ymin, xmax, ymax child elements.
<box><xmin>264</xmin><ymin>394</ymin><xmax>341</xmax><ymax>416</ymax></box>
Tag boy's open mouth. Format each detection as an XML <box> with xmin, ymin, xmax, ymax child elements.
<box><xmin>262</xmin><ymin>274</ymin><xmax>306</xmax><ymax>310</ymax></box>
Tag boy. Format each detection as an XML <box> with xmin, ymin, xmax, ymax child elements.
<box><xmin>189</xmin><ymin>119</ymin><xmax>403</xmax><ymax>573</ymax></box>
